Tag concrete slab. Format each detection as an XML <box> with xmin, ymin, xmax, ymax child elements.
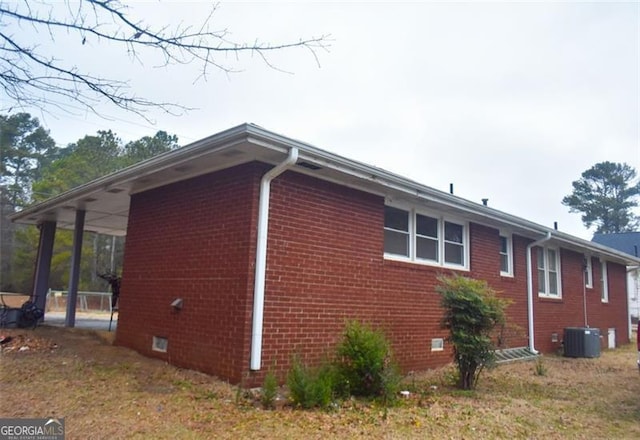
<box><xmin>44</xmin><ymin>311</ymin><xmax>118</xmax><ymax>332</ymax></box>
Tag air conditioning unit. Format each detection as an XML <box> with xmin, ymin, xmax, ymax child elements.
<box><xmin>563</xmin><ymin>327</ymin><xmax>601</xmax><ymax>358</ymax></box>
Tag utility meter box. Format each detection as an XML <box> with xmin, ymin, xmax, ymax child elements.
<box><xmin>563</xmin><ymin>327</ymin><xmax>601</xmax><ymax>358</ymax></box>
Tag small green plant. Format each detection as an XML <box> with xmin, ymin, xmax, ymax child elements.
<box><xmin>287</xmin><ymin>356</ymin><xmax>335</xmax><ymax>409</ymax></box>
<box><xmin>235</xmin><ymin>374</ymin><xmax>253</xmax><ymax>407</ymax></box>
<box><xmin>533</xmin><ymin>358</ymin><xmax>547</xmax><ymax>376</ymax></box>
<box><xmin>195</xmin><ymin>390</ymin><xmax>218</xmax><ymax>401</ymax></box>
<box><xmin>260</xmin><ymin>370</ymin><xmax>278</xmax><ymax>410</ymax></box>
<box><xmin>438</xmin><ymin>274</ymin><xmax>508</xmax><ymax>390</ymax></box>
<box><xmin>335</xmin><ymin>320</ymin><xmax>400</xmax><ymax>403</ymax></box>
<box><xmin>441</xmin><ymin>365</ymin><xmax>461</xmax><ymax>387</ymax></box>
<box><xmin>172</xmin><ymin>378</ymin><xmax>194</xmax><ymax>391</ymax></box>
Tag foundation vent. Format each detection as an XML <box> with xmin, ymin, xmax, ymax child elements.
<box><xmin>152</xmin><ymin>336</ymin><xmax>168</xmax><ymax>353</ymax></box>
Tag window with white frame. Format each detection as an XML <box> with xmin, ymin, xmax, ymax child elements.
<box><xmin>384</xmin><ymin>205</ymin><xmax>468</xmax><ymax>268</ymax></box>
<box><xmin>383</xmin><ymin>206</ymin><xmax>410</xmax><ymax>257</ymax></box>
<box><xmin>600</xmin><ymin>259</ymin><xmax>609</xmax><ymax>303</ymax></box>
<box><xmin>431</xmin><ymin>338</ymin><xmax>444</xmax><ymax>352</ymax></box>
<box><xmin>537</xmin><ymin>246</ymin><xmax>561</xmax><ymax>298</ymax></box>
<box><xmin>416</xmin><ymin>213</ymin><xmax>438</xmax><ymax>262</ymax></box>
<box><xmin>444</xmin><ymin>221</ymin><xmax>464</xmax><ymax>265</ymax></box>
<box><xmin>499</xmin><ymin>233</ymin><xmax>513</xmax><ymax>276</ymax></box>
<box><xmin>584</xmin><ymin>256</ymin><xmax>593</xmax><ymax>288</ymax></box>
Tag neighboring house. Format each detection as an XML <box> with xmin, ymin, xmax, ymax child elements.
<box><xmin>592</xmin><ymin>232</ymin><xmax>640</xmax><ymax>324</ymax></box>
<box><xmin>10</xmin><ymin>124</ymin><xmax>640</xmax><ymax>386</ymax></box>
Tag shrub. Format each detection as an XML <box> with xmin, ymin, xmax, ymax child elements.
<box><xmin>438</xmin><ymin>274</ymin><xmax>508</xmax><ymax>390</ymax></box>
<box><xmin>533</xmin><ymin>358</ymin><xmax>547</xmax><ymax>377</ymax></box>
<box><xmin>260</xmin><ymin>370</ymin><xmax>278</xmax><ymax>410</ymax></box>
<box><xmin>335</xmin><ymin>320</ymin><xmax>400</xmax><ymax>402</ymax></box>
<box><xmin>287</xmin><ymin>356</ymin><xmax>335</xmax><ymax>409</ymax></box>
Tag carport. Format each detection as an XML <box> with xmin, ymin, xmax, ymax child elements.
<box><xmin>8</xmin><ymin>124</ymin><xmax>297</xmax><ymax>327</ymax></box>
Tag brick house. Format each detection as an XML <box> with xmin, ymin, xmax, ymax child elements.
<box><xmin>11</xmin><ymin>124</ymin><xmax>639</xmax><ymax>386</ymax></box>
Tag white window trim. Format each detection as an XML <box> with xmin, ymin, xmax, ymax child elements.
<box><xmin>383</xmin><ymin>204</ymin><xmax>469</xmax><ymax>270</ymax></box>
<box><xmin>537</xmin><ymin>246</ymin><xmax>562</xmax><ymax>299</ymax></box>
<box><xmin>499</xmin><ymin>232</ymin><xmax>513</xmax><ymax>277</ymax></box>
<box><xmin>600</xmin><ymin>259</ymin><xmax>609</xmax><ymax>303</ymax></box>
<box><xmin>584</xmin><ymin>255</ymin><xmax>593</xmax><ymax>289</ymax></box>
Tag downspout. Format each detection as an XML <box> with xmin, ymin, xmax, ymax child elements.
<box><xmin>250</xmin><ymin>148</ymin><xmax>299</xmax><ymax>371</ymax></box>
<box><xmin>627</xmin><ymin>266</ymin><xmax>640</xmax><ymax>340</ymax></box>
<box><xmin>526</xmin><ymin>232</ymin><xmax>552</xmax><ymax>354</ymax></box>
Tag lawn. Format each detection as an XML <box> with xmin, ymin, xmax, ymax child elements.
<box><xmin>1</xmin><ymin>325</ymin><xmax>639</xmax><ymax>439</ymax></box>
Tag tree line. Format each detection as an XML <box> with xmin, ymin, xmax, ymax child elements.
<box><xmin>1</xmin><ymin>112</ymin><xmax>180</xmax><ymax>293</ymax></box>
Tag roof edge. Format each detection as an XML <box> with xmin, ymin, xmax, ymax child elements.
<box><xmin>10</xmin><ymin>123</ymin><xmax>640</xmax><ymax>266</ymax></box>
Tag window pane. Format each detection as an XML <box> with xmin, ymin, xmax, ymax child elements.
<box><xmin>537</xmin><ymin>248</ymin><xmax>545</xmax><ymax>270</ymax></box>
<box><xmin>500</xmin><ymin>236</ymin><xmax>508</xmax><ymax>253</ymax></box>
<box><xmin>538</xmin><ymin>269</ymin><xmax>546</xmax><ymax>293</ymax></box>
<box><xmin>417</xmin><ymin>237</ymin><xmax>438</xmax><ymax>261</ymax></box>
<box><xmin>500</xmin><ymin>254</ymin><xmax>509</xmax><ymax>273</ymax></box>
<box><xmin>384</xmin><ymin>230</ymin><xmax>409</xmax><ymax>256</ymax></box>
<box><xmin>548</xmin><ymin>249</ymin><xmax>557</xmax><ymax>269</ymax></box>
<box><xmin>416</xmin><ymin>214</ymin><xmax>438</xmax><ymax>238</ymax></box>
<box><xmin>384</xmin><ymin>206</ymin><xmax>408</xmax><ymax>232</ymax></box>
<box><xmin>444</xmin><ymin>222</ymin><xmax>463</xmax><ymax>243</ymax></box>
<box><xmin>549</xmin><ymin>272</ymin><xmax>558</xmax><ymax>295</ymax></box>
<box><xmin>445</xmin><ymin>242</ymin><xmax>464</xmax><ymax>265</ymax></box>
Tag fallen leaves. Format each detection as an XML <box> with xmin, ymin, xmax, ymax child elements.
<box><xmin>0</xmin><ymin>332</ymin><xmax>58</xmax><ymax>354</ymax></box>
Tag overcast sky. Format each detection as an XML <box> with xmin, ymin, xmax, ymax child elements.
<box><xmin>13</xmin><ymin>1</ymin><xmax>640</xmax><ymax>240</ymax></box>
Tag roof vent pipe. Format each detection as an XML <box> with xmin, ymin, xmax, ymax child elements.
<box><xmin>251</xmin><ymin>148</ymin><xmax>299</xmax><ymax>371</ymax></box>
<box><xmin>482</xmin><ymin>198</ymin><xmax>488</xmax><ymax>206</ymax></box>
<box><xmin>449</xmin><ymin>183</ymin><xmax>454</xmax><ymax>195</ymax></box>
<box><xmin>554</xmin><ymin>222</ymin><xmax>558</xmax><ymax>230</ymax></box>
<box><xmin>525</xmin><ymin>232</ymin><xmax>552</xmax><ymax>354</ymax></box>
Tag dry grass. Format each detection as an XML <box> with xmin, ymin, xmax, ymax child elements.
<box><xmin>1</xmin><ymin>325</ymin><xmax>639</xmax><ymax>439</ymax></box>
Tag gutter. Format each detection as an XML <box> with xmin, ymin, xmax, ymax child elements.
<box><xmin>250</xmin><ymin>147</ymin><xmax>299</xmax><ymax>371</ymax></box>
<box><xmin>526</xmin><ymin>232</ymin><xmax>552</xmax><ymax>354</ymax></box>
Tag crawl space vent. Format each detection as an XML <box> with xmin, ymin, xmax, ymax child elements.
<box><xmin>152</xmin><ymin>336</ymin><xmax>168</xmax><ymax>353</ymax></box>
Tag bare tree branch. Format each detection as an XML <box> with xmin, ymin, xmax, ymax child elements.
<box><xmin>0</xmin><ymin>0</ymin><xmax>331</xmax><ymax>119</ymax></box>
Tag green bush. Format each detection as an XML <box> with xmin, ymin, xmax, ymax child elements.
<box><xmin>438</xmin><ymin>274</ymin><xmax>508</xmax><ymax>390</ymax></box>
<box><xmin>287</xmin><ymin>356</ymin><xmax>335</xmax><ymax>409</ymax></box>
<box><xmin>260</xmin><ymin>370</ymin><xmax>278</xmax><ymax>410</ymax></box>
<box><xmin>335</xmin><ymin>320</ymin><xmax>400</xmax><ymax>402</ymax></box>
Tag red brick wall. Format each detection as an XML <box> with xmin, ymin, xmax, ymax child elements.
<box><xmin>252</xmin><ymin>173</ymin><xmax>537</xmax><ymax>384</ymax></box>
<box><xmin>469</xmin><ymin>224</ymin><xmax>530</xmax><ymax>349</ymax></box>
<box><xmin>116</xmin><ymin>162</ymin><xmax>630</xmax><ymax>386</ymax></box>
<box><xmin>531</xmin><ymin>250</ymin><xmax>629</xmax><ymax>354</ymax></box>
<box><xmin>115</xmin><ymin>163</ymin><xmax>261</xmax><ymax>383</ymax></box>
<box><xmin>255</xmin><ymin>171</ymin><xmax>630</xmax><ymax>384</ymax></box>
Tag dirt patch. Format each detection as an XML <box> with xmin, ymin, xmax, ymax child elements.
<box><xmin>0</xmin><ymin>332</ymin><xmax>58</xmax><ymax>354</ymax></box>
<box><xmin>1</xmin><ymin>326</ymin><xmax>639</xmax><ymax>439</ymax></box>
